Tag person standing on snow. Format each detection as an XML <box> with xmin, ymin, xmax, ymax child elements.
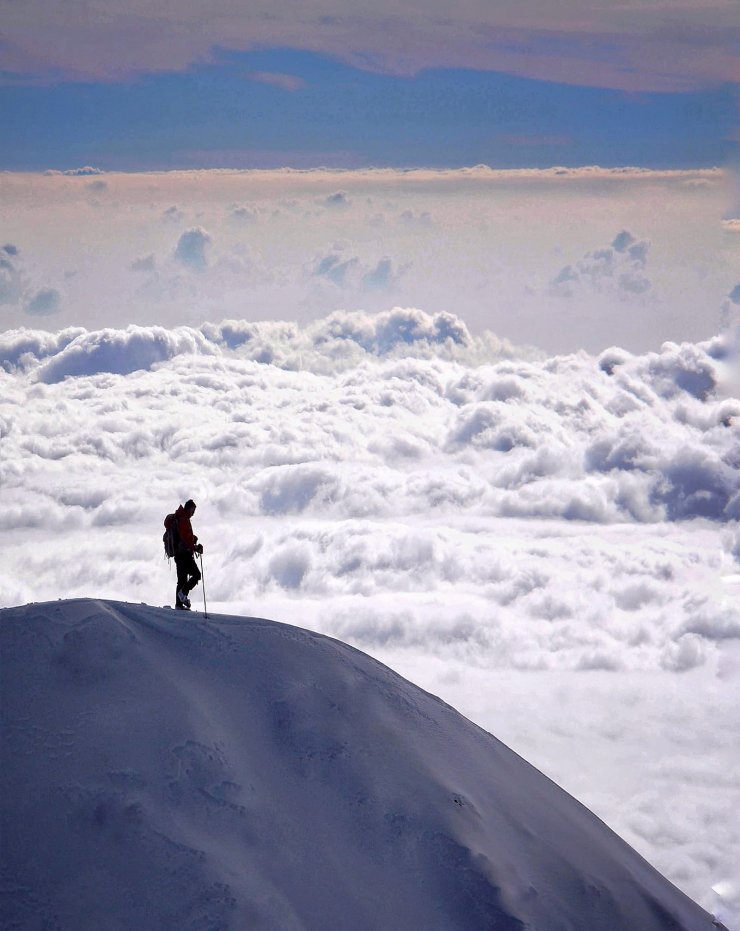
<box><xmin>174</xmin><ymin>499</ymin><xmax>203</xmax><ymax>610</ymax></box>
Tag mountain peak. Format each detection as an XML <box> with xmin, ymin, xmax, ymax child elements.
<box><xmin>1</xmin><ymin>598</ymin><xmax>725</xmax><ymax>930</ymax></box>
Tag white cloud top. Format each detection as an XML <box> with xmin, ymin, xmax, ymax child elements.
<box><xmin>2</xmin><ymin>310</ymin><xmax>738</xmax><ymax>592</ymax></box>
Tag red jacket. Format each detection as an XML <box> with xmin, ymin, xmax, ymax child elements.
<box><xmin>175</xmin><ymin>505</ymin><xmax>198</xmax><ymax>554</ymax></box>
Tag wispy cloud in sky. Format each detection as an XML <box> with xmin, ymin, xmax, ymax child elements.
<box><xmin>245</xmin><ymin>71</ymin><xmax>307</xmax><ymax>92</ymax></box>
<box><xmin>1</xmin><ymin>1</ymin><xmax>737</xmax><ymax>170</ymax></box>
<box><xmin>2</xmin><ymin>48</ymin><xmax>735</xmax><ymax>171</ymax></box>
<box><xmin>2</xmin><ymin>0</ymin><xmax>738</xmax><ymax>92</ymax></box>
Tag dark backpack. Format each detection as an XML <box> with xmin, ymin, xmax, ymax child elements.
<box><xmin>163</xmin><ymin>512</ymin><xmax>179</xmax><ymax>558</ymax></box>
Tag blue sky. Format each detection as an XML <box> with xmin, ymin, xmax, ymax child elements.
<box><xmin>2</xmin><ymin>48</ymin><xmax>737</xmax><ymax>171</ymax></box>
<box><xmin>2</xmin><ymin>0</ymin><xmax>738</xmax><ymax>171</ymax></box>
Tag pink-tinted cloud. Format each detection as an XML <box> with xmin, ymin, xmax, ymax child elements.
<box><xmin>245</xmin><ymin>71</ymin><xmax>306</xmax><ymax>92</ymax></box>
<box><xmin>1</xmin><ymin>0</ymin><xmax>737</xmax><ymax>92</ymax></box>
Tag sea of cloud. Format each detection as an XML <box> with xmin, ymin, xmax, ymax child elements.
<box><xmin>2</xmin><ymin>165</ymin><xmax>739</xmax><ymax>924</ymax></box>
<box><xmin>1</xmin><ymin>308</ymin><xmax>739</xmax><ymax>924</ymax></box>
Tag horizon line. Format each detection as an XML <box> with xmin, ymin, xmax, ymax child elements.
<box><xmin>2</xmin><ymin>165</ymin><xmax>726</xmax><ymax>180</ymax></box>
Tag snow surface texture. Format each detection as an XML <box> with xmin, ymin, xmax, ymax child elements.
<box><xmin>0</xmin><ymin>598</ymin><xmax>728</xmax><ymax>931</ymax></box>
<box><xmin>1</xmin><ymin>314</ymin><xmax>740</xmax><ymax>926</ymax></box>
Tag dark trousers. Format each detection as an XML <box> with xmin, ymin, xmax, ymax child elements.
<box><xmin>175</xmin><ymin>552</ymin><xmax>201</xmax><ymax>598</ymax></box>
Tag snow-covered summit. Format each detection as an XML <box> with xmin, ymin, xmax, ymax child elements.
<box><xmin>0</xmin><ymin>599</ymin><xmax>726</xmax><ymax>930</ymax></box>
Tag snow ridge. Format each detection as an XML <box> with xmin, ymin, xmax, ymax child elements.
<box><xmin>0</xmin><ymin>599</ymin><xmax>726</xmax><ymax>930</ymax></box>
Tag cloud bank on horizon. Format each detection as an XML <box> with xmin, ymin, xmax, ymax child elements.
<box><xmin>1</xmin><ymin>168</ymin><xmax>738</xmax><ymax>355</ymax></box>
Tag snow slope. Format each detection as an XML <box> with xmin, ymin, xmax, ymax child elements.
<box><xmin>0</xmin><ymin>599</ymin><xmax>726</xmax><ymax>930</ymax></box>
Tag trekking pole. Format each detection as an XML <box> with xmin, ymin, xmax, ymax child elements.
<box><xmin>199</xmin><ymin>552</ymin><xmax>208</xmax><ymax>619</ymax></box>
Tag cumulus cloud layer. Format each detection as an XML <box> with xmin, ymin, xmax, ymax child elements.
<box><xmin>2</xmin><ymin>310</ymin><xmax>739</xmax><ymax>923</ymax></box>
<box><xmin>3</xmin><ymin>310</ymin><xmax>738</xmax><ymax>583</ymax></box>
<box><xmin>25</xmin><ymin>286</ymin><xmax>61</xmax><ymax>316</ymax></box>
<box><xmin>174</xmin><ymin>226</ymin><xmax>212</xmax><ymax>270</ymax></box>
<box><xmin>3</xmin><ymin>310</ymin><xmax>739</xmax><ymax>689</ymax></box>
<box><xmin>550</xmin><ymin>229</ymin><xmax>652</xmax><ymax>299</ymax></box>
<box><xmin>0</xmin><ymin>245</ymin><xmax>23</xmax><ymax>305</ymax></box>
<box><xmin>0</xmin><ymin>241</ymin><xmax>64</xmax><ymax>320</ymax></box>
<box><xmin>0</xmin><ymin>167</ymin><xmax>733</xmax><ymax>356</ymax></box>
